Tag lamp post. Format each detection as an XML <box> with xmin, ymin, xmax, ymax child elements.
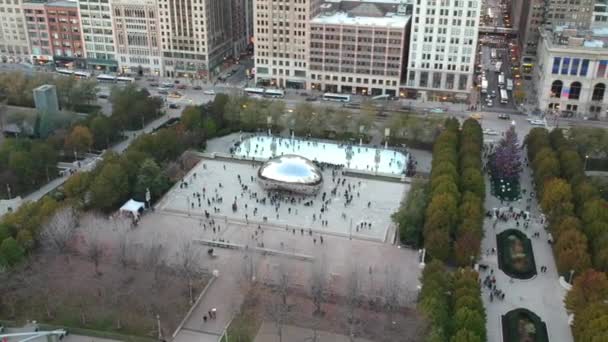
<box><xmin>569</xmin><ymin>269</ymin><xmax>575</xmax><ymax>284</ymax></box>
<box><xmin>584</xmin><ymin>155</ymin><xmax>589</xmax><ymax>171</ymax></box>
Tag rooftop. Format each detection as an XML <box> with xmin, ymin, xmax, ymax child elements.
<box><xmin>541</xmin><ymin>26</ymin><xmax>608</xmax><ymax>51</ymax></box>
<box><xmin>45</xmin><ymin>0</ymin><xmax>78</xmax><ymax>7</ymax></box>
<box><xmin>312</xmin><ymin>1</ymin><xmax>410</xmax><ymax>27</ymax></box>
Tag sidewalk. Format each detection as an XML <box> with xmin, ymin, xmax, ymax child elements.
<box><xmin>173</xmin><ymin>251</ymin><xmax>245</xmax><ymax>342</ymax></box>
<box><xmin>480</xmin><ymin>148</ymin><xmax>573</xmax><ymax>342</ymax></box>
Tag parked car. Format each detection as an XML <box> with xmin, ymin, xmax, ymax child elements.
<box><xmin>176</xmin><ymin>84</ymin><xmax>187</xmax><ymax>90</ymax></box>
<box><xmin>193</xmin><ymin>85</ymin><xmax>202</xmax><ymax>90</ymax></box>
<box><xmin>150</xmin><ymin>82</ymin><xmax>159</xmax><ymax>87</ymax></box>
<box><xmin>158</xmin><ymin>89</ymin><xmax>169</xmax><ymax>95</ymax></box>
<box><xmin>305</xmin><ymin>96</ymin><xmax>317</xmax><ymax>102</ymax></box>
<box><xmin>498</xmin><ymin>113</ymin><xmax>510</xmax><ymax>120</ymax></box>
<box><xmin>169</xmin><ymin>103</ymin><xmax>180</xmax><ymax>109</ymax></box>
<box><xmin>97</xmin><ymin>93</ymin><xmax>109</xmax><ymax>99</ymax></box>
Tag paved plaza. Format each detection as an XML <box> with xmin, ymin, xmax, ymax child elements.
<box><xmin>157</xmin><ymin>157</ymin><xmax>409</xmax><ymax>242</ymax></box>
<box><xmin>480</xmin><ymin>149</ymin><xmax>573</xmax><ymax>342</ymax></box>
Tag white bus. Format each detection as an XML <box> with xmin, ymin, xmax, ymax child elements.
<box><xmin>244</xmin><ymin>87</ymin><xmax>266</xmax><ymax>96</ymax></box>
<box><xmin>74</xmin><ymin>71</ymin><xmax>91</xmax><ymax>79</ymax></box>
<box><xmin>506</xmin><ymin>79</ymin><xmax>514</xmax><ymax>91</ymax></box>
<box><xmin>481</xmin><ymin>79</ymin><xmax>488</xmax><ymax>94</ymax></box>
<box><xmin>116</xmin><ymin>76</ymin><xmax>134</xmax><ymax>84</ymax></box>
<box><xmin>372</xmin><ymin>94</ymin><xmax>390</xmax><ymax>101</ymax></box>
<box><xmin>491</xmin><ymin>48</ymin><xmax>497</xmax><ymax>59</ymax></box>
<box><xmin>322</xmin><ymin>93</ymin><xmax>351</xmax><ymax>102</ymax></box>
<box><xmin>498</xmin><ymin>74</ymin><xmax>505</xmax><ymax>87</ymax></box>
<box><xmin>500</xmin><ymin>89</ymin><xmax>508</xmax><ymax>104</ymax></box>
<box><xmin>97</xmin><ymin>74</ymin><xmax>116</xmax><ymax>83</ymax></box>
<box><xmin>265</xmin><ymin>89</ymin><xmax>285</xmax><ymax>98</ymax></box>
<box><xmin>56</xmin><ymin>68</ymin><xmax>73</xmax><ymax>76</ymax></box>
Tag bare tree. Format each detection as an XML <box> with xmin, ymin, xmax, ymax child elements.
<box><xmin>111</xmin><ymin>217</ymin><xmax>133</xmax><ymax>268</ymax></box>
<box><xmin>177</xmin><ymin>240</ymin><xmax>201</xmax><ymax>304</ymax></box>
<box><xmin>40</xmin><ymin>206</ymin><xmax>78</xmax><ymax>261</ymax></box>
<box><xmin>310</xmin><ymin>257</ymin><xmax>328</xmax><ymax>316</ymax></box>
<box><xmin>344</xmin><ymin>264</ymin><xmax>363</xmax><ymax>342</ymax></box>
<box><xmin>86</xmin><ymin>233</ymin><xmax>105</xmax><ymax>276</ymax></box>
<box><xmin>143</xmin><ymin>243</ymin><xmax>165</xmax><ymax>285</ymax></box>
<box><xmin>382</xmin><ymin>265</ymin><xmax>401</xmax><ymax>330</ymax></box>
<box><xmin>266</xmin><ymin>294</ymin><xmax>289</xmax><ymax>342</ymax></box>
<box><xmin>275</xmin><ymin>260</ymin><xmax>290</xmax><ymax>307</ymax></box>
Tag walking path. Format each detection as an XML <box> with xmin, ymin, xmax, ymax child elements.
<box><xmin>480</xmin><ymin>146</ymin><xmax>573</xmax><ymax>342</ymax></box>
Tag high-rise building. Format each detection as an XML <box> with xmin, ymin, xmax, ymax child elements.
<box><xmin>544</xmin><ymin>0</ymin><xmax>595</xmax><ymax>29</ymax></box>
<box><xmin>514</xmin><ymin>0</ymin><xmax>544</xmax><ymax>58</ymax></box>
<box><xmin>253</xmin><ymin>0</ymin><xmax>323</xmax><ymax>89</ymax></box>
<box><xmin>535</xmin><ymin>27</ymin><xmax>608</xmax><ymax>120</ymax></box>
<box><xmin>23</xmin><ymin>1</ymin><xmax>52</xmax><ymax>64</ymax></box>
<box><xmin>0</xmin><ymin>0</ymin><xmax>30</xmax><ymax>62</ymax></box>
<box><xmin>405</xmin><ymin>0</ymin><xmax>481</xmax><ymax>101</ymax></box>
<box><xmin>111</xmin><ymin>0</ymin><xmax>162</xmax><ymax>76</ymax></box>
<box><xmin>33</xmin><ymin>84</ymin><xmax>59</xmax><ymax>114</ymax></box>
<box><xmin>592</xmin><ymin>0</ymin><xmax>608</xmax><ymax>27</ymax></box>
<box><xmin>231</xmin><ymin>0</ymin><xmax>253</xmax><ymax>57</ymax></box>
<box><xmin>158</xmin><ymin>0</ymin><xmax>239</xmax><ymax>80</ymax></box>
<box><xmin>78</xmin><ymin>0</ymin><xmax>118</xmax><ymax>71</ymax></box>
<box><xmin>308</xmin><ymin>1</ymin><xmax>410</xmax><ymax>96</ymax></box>
<box><xmin>23</xmin><ymin>0</ymin><xmax>84</xmax><ymax>67</ymax></box>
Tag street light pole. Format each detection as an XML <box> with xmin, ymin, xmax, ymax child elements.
<box><xmin>569</xmin><ymin>269</ymin><xmax>575</xmax><ymax>284</ymax></box>
<box><xmin>584</xmin><ymin>155</ymin><xmax>589</xmax><ymax>171</ymax></box>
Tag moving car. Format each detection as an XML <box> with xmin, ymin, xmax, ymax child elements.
<box><xmin>498</xmin><ymin>114</ymin><xmax>510</xmax><ymax>120</ymax></box>
<box><xmin>305</xmin><ymin>96</ymin><xmax>318</xmax><ymax>102</ymax></box>
<box><xmin>529</xmin><ymin>119</ymin><xmax>546</xmax><ymax>126</ymax></box>
<box><xmin>176</xmin><ymin>84</ymin><xmax>187</xmax><ymax>90</ymax></box>
<box><xmin>169</xmin><ymin>103</ymin><xmax>180</xmax><ymax>109</ymax></box>
<box><xmin>203</xmin><ymin>89</ymin><xmax>216</xmax><ymax>95</ymax></box>
<box><xmin>193</xmin><ymin>86</ymin><xmax>202</xmax><ymax>90</ymax></box>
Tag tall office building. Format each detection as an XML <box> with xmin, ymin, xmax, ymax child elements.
<box><xmin>253</xmin><ymin>0</ymin><xmax>323</xmax><ymax>89</ymax></box>
<box><xmin>308</xmin><ymin>1</ymin><xmax>410</xmax><ymax>96</ymax></box>
<box><xmin>592</xmin><ymin>0</ymin><xmax>608</xmax><ymax>26</ymax></box>
<box><xmin>544</xmin><ymin>0</ymin><xmax>595</xmax><ymax>29</ymax></box>
<box><xmin>405</xmin><ymin>0</ymin><xmax>481</xmax><ymax>101</ymax></box>
<box><xmin>158</xmin><ymin>0</ymin><xmax>237</xmax><ymax>79</ymax></box>
<box><xmin>111</xmin><ymin>0</ymin><xmax>162</xmax><ymax>76</ymax></box>
<box><xmin>23</xmin><ymin>1</ymin><xmax>51</xmax><ymax>64</ymax></box>
<box><xmin>78</xmin><ymin>0</ymin><xmax>117</xmax><ymax>71</ymax></box>
<box><xmin>0</xmin><ymin>0</ymin><xmax>30</xmax><ymax>62</ymax></box>
<box><xmin>231</xmin><ymin>0</ymin><xmax>253</xmax><ymax>57</ymax></box>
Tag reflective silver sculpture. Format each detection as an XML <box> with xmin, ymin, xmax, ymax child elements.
<box><xmin>258</xmin><ymin>155</ymin><xmax>323</xmax><ymax>194</ymax></box>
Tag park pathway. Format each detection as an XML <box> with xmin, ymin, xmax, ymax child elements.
<box><xmin>479</xmin><ymin>145</ymin><xmax>573</xmax><ymax>342</ymax></box>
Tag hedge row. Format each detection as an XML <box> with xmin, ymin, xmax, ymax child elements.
<box><xmin>423</xmin><ymin>118</ymin><xmax>485</xmax><ymax>265</ymax></box>
<box><xmin>419</xmin><ymin>261</ymin><xmax>486</xmax><ymax>341</ymax></box>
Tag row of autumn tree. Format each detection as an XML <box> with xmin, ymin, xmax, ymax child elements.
<box><xmin>423</xmin><ymin>118</ymin><xmax>485</xmax><ymax>265</ymax></box>
<box><xmin>526</xmin><ymin>128</ymin><xmax>608</xmax><ymax>340</ymax></box>
<box><xmin>0</xmin><ymin>106</ymin><xmax>208</xmax><ymax>268</ymax></box>
<box><xmin>419</xmin><ymin>261</ymin><xmax>487</xmax><ymax>341</ymax></box>
<box><xmin>526</xmin><ymin>128</ymin><xmax>608</xmax><ymax>274</ymax></box>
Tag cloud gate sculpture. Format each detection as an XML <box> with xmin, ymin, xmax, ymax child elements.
<box><xmin>258</xmin><ymin>155</ymin><xmax>323</xmax><ymax>195</ymax></box>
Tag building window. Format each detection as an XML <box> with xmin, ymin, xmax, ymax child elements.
<box><xmin>592</xmin><ymin>83</ymin><xmax>605</xmax><ymax>101</ymax></box>
<box><xmin>580</xmin><ymin>59</ymin><xmax>589</xmax><ymax>76</ymax></box>
<box><xmin>569</xmin><ymin>81</ymin><xmax>582</xmax><ymax>100</ymax></box>
<box><xmin>597</xmin><ymin>60</ymin><xmax>608</xmax><ymax>78</ymax></box>
<box><xmin>561</xmin><ymin>57</ymin><xmax>570</xmax><ymax>75</ymax></box>
<box><xmin>551</xmin><ymin>80</ymin><xmax>563</xmax><ymax>98</ymax></box>
<box><xmin>552</xmin><ymin>57</ymin><xmax>561</xmax><ymax>74</ymax></box>
<box><xmin>419</xmin><ymin>71</ymin><xmax>428</xmax><ymax>87</ymax></box>
<box><xmin>570</xmin><ymin>58</ymin><xmax>580</xmax><ymax>75</ymax></box>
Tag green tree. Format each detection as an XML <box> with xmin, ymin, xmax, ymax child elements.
<box><xmin>572</xmin><ymin>302</ymin><xmax>608</xmax><ymax>341</ymax></box>
<box><xmin>451</xmin><ymin>329</ymin><xmax>482</xmax><ymax>342</ymax></box>
<box><xmin>63</xmin><ymin>172</ymin><xmax>92</xmax><ymax>207</ymax></box>
<box><xmin>181</xmin><ymin>106</ymin><xmax>203</xmax><ymax>131</ymax></box>
<box><xmin>134</xmin><ymin>158</ymin><xmax>169</xmax><ymax>203</ymax></box>
<box><xmin>90</xmin><ymin>115</ymin><xmax>114</xmax><ymax>148</ymax></box>
<box><xmin>0</xmin><ymin>237</ymin><xmax>24</xmax><ymax>266</ymax></box>
<box><xmin>425</xmin><ymin>229</ymin><xmax>451</xmax><ymax>261</ymax></box>
<box><xmin>90</xmin><ymin>162</ymin><xmax>129</xmax><ymax>211</ymax></box>
<box><xmin>331</xmin><ymin>108</ymin><xmax>351</xmax><ymax>134</ymax></box>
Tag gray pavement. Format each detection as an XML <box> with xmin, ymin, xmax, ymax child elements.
<box><xmin>253</xmin><ymin>321</ymin><xmax>374</xmax><ymax>342</ymax></box>
<box><xmin>479</xmin><ymin>143</ymin><xmax>573</xmax><ymax>341</ymax></box>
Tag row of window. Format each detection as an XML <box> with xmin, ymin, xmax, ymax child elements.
<box><xmin>550</xmin><ymin>80</ymin><xmax>606</xmax><ymax>101</ymax></box>
<box><xmin>551</xmin><ymin>57</ymin><xmax>591</xmax><ymax>76</ymax></box>
<box><xmin>309</xmin><ymin>74</ymin><xmax>399</xmax><ymax>87</ymax></box>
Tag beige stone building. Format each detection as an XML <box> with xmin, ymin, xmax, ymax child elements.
<box><xmin>253</xmin><ymin>0</ymin><xmax>323</xmax><ymax>89</ymax></box>
<box><xmin>158</xmin><ymin>0</ymin><xmax>239</xmax><ymax>79</ymax></box>
<box><xmin>111</xmin><ymin>0</ymin><xmax>162</xmax><ymax>76</ymax></box>
<box><xmin>0</xmin><ymin>0</ymin><xmax>30</xmax><ymax>62</ymax></box>
<box><xmin>534</xmin><ymin>27</ymin><xmax>608</xmax><ymax>120</ymax></box>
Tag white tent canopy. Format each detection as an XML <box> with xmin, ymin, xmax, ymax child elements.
<box><xmin>119</xmin><ymin>199</ymin><xmax>145</xmax><ymax>218</ymax></box>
